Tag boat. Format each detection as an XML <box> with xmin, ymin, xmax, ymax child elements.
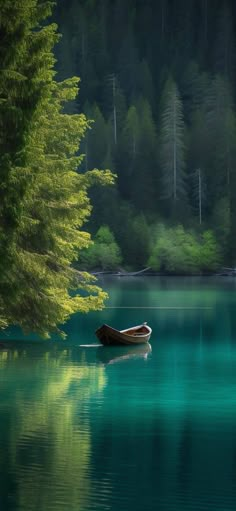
<box><xmin>95</xmin><ymin>322</ymin><xmax>152</xmax><ymax>346</ymax></box>
<box><xmin>96</xmin><ymin>343</ymin><xmax>152</xmax><ymax>365</ymax></box>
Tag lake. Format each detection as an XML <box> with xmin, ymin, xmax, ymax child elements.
<box><xmin>1</xmin><ymin>276</ymin><xmax>236</xmax><ymax>511</ymax></box>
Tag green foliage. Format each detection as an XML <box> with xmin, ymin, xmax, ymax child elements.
<box><xmin>56</xmin><ymin>0</ymin><xmax>236</xmax><ymax>269</ymax></box>
<box><xmin>204</xmin><ymin>76</ymin><xmax>236</xmax><ymax>204</ymax></box>
<box><xmin>80</xmin><ymin>226</ymin><xmax>122</xmax><ymax>270</ymax></box>
<box><xmin>148</xmin><ymin>224</ymin><xmax>222</xmax><ymax>274</ymax></box>
<box><xmin>2</xmin><ymin>0</ymin><xmax>236</xmax><ymax>324</ymax></box>
<box><xmin>0</xmin><ymin>0</ymin><xmax>113</xmax><ymax>337</ymax></box>
<box><xmin>83</xmin><ymin>103</ymin><xmax>108</xmax><ymax>170</ymax></box>
<box><xmin>123</xmin><ymin>105</ymin><xmax>140</xmax><ymax>159</ymax></box>
<box><xmin>211</xmin><ymin>198</ymin><xmax>230</xmax><ymax>254</ymax></box>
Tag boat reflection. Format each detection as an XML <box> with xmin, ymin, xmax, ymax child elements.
<box><xmin>96</xmin><ymin>342</ymin><xmax>152</xmax><ymax>365</ymax></box>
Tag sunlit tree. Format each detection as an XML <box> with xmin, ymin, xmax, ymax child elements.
<box><xmin>0</xmin><ymin>0</ymin><xmax>113</xmax><ymax>337</ymax></box>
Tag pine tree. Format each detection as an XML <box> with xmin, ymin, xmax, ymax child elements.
<box><xmin>180</xmin><ymin>62</ymin><xmax>210</xmax><ymax>121</ymax></box>
<box><xmin>0</xmin><ymin>0</ymin><xmax>59</xmax><ymax>328</ymax></box>
<box><xmin>0</xmin><ymin>0</ymin><xmax>113</xmax><ymax>336</ymax></box>
<box><xmin>192</xmin><ymin>168</ymin><xmax>207</xmax><ymax>225</ymax></box>
<box><xmin>84</xmin><ymin>103</ymin><xmax>108</xmax><ymax>170</ymax></box>
<box><xmin>123</xmin><ymin>106</ymin><xmax>140</xmax><ymax>160</ymax></box>
<box><xmin>131</xmin><ymin>97</ymin><xmax>158</xmax><ymax>213</ymax></box>
<box><xmin>118</xmin><ymin>105</ymin><xmax>140</xmax><ymax>199</ymax></box>
<box><xmin>205</xmin><ymin>75</ymin><xmax>236</xmax><ymax>204</ymax></box>
<box><xmin>188</xmin><ymin>109</ymin><xmax>208</xmax><ymax>221</ymax></box>
<box><xmin>137</xmin><ymin>60</ymin><xmax>155</xmax><ymax>109</ymax></box>
<box><xmin>160</xmin><ymin>77</ymin><xmax>186</xmax><ymax>206</ymax></box>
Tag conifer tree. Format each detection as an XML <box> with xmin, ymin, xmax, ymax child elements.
<box><xmin>84</xmin><ymin>103</ymin><xmax>108</xmax><ymax>170</ymax></box>
<box><xmin>117</xmin><ymin>105</ymin><xmax>140</xmax><ymax>199</ymax></box>
<box><xmin>0</xmin><ymin>0</ymin><xmax>59</xmax><ymax>327</ymax></box>
<box><xmin>205</xmin><ymin>75</ymin><xmax>235</xmax><ymax>203</ymax></box>
<box><xmin>188</xmin><ymin>109</ymin><xmax>208</xmax><ymax>220</ymax></box>
<box><xmin>160</xmin><ymin>78</ymin><xmax>186</xmax><ymax>206</ymax></box>
<box><xmin>132</xmin><ymin>98</ymin><xmax>158</xmax><ymax>212</ymax></box>
<box><xmin>0</xmin><ymin>0</ymin><xmax>113</xmax><ymax>336</ymax></box>
<box><xmin>192</xmin><ymin>168</ymin><xmax>207</xmax><ymax>225</ymax></box>
<box><xmin>137</xmin><ymin>60</ymin><xmax>155</xmax><ymax>109</ymax></box>
<box><xmin>123</xmin><ymin>106</ymin><xmax>140</xmax><ymax>160</ymax></box>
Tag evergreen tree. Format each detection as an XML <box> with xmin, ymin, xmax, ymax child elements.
<box><xmin>84</xmin><ymin>103</ymin><xmax>108</xmax><ymax>170</ymax></box>
<box><xmin>159</xmin><ymin>78</ymin><xmax>186</xmax><ymax>209</ymax></box>
<box><xmin>124</xmin><ymin>105</ymin><xmax>140</xmax><ymax>160</ymax></box>
<box><xmin>132</xmin><ymin>97</ymin><xmax>158</xmax><ymax>213</ymax></box>
<box><xmin>188</xmin><ymin>109</ymin><xmax>208</xmax><ymax>221</ymax></box>
<box><xmin>0</xmin><ymin>0</ymin><xmax>59</xmax><ymax>328</ymax></box>
<box><xmin>137</xmin><ymin>60</ymin><xmax>155</xmax><ymax>109</ymax></box>
<box><xmin>192</xmin><ymin>168</ymin><xmax>207</xmax><ymax>225</ymax></box>
<box><xmin>180</xmin><ymin>62</ymin><xmax>210</xmax><ymax>121</ymax></box>
<box><xmin>0</xmin><ymin>0</ymin><xmax>113</xmax><ymax>336</ymax></box>
<box><xmin>55</xmin><ymin>0</ymin><xmax>236</xmax><ymax>269</ymax></box>
<box><xmin>103</xmin><ymin>75</ymin><xmax>126</xmax><ymax>147</ymax></box>
<box><xmin>205</xmin><ymin>75</ymin><xmax>235</xmax><ymax>204</ymax></box>
<box><xmin>118</xmin><ymin>105</ymin><xmax>140</xmax><ymax>199</ymax></box>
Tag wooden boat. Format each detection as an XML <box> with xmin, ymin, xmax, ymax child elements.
<box><xmin>95</xmin><ymin>322</ymin><xmax>152</xmax><ymax>346</ymax></box>
<box><xmin>96</xmin><ymin>343</ymin><xmax>152</xmax><ymax>365</ymax></box>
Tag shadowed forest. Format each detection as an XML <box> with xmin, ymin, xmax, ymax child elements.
<box><xmin>55</xmin><ymin>0</ymin><xmax>236</xmax><ymax>273</ymax></box>
<box><xmin>0</xmin><ymin>0</ymin><xmax>236</xmax><ymax>337</ymax></box>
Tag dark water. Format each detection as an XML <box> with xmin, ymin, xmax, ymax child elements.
<box><xmin>1</xmin><ymin>277</ymin><xmax>236</xmax><ymax>511</ymax></box>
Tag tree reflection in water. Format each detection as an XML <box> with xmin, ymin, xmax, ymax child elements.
<box><xmin>0</xmin><ymin>346</ymin><xmax>107</xmax><ymax>511</ymax></box>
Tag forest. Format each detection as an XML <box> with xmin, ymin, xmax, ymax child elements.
<box><xmin>55</xmin><ymin>0</ymin><xmax>236</xmax><ymax>273</ymax></box>
<box><xmin>0</xmin><ymin>0</ymin><xmax>236</xmax><ymax>337</ymax></box>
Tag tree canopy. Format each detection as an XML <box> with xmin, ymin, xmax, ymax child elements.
<box><xmin>0</xmin><ymin>0</ymin><xmax>113</xmax><ymax>337</ymax></box>
<box><xmin>54</xmin><ymin>0</ymin><xmax>236</xmax><ymax>267</ymax></box>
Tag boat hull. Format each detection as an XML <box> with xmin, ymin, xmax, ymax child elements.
<box><xmin>95</xmin><ymin>323</ymin><xmax>152</xmax><ymax>346</ymax></box>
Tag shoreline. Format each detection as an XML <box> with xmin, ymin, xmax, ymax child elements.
<box><xmin>91</xmin><ymin>270</ymin><xmax>235</xmax><ymax>278</ymax></box>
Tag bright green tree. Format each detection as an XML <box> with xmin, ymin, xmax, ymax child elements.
<box><xmin>0</xmin><ymin>0</ymin><xmax>113</xmax><ymax>337</ymax></box>
<box><xmin>80</xmin><ymin>226</ymin><xmax>122</xmax><ymax>271</ymax></box>
<box><xmin>148</xmin><ymin>224</ymin><xmax>222</xmax><ymax>274</ymax></box>
<box><xmin>0</xmin><ymin>0</ymin><xmax>59</xmax><ymax>328</ymax></box>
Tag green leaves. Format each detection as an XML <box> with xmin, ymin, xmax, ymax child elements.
<box><xmin>0</xmin><ymin>0</ymin><xmax>114</xmax><ymax>337</ymax></box>
<box><xmin>79</xmin><ymin>226</ymin><xmax>122</xmax><ymax>271</ymax></box>
<box><xmin>148</xmin><ymin>224</ymin><xmax>222</xmax><ymax>275</ymax></box>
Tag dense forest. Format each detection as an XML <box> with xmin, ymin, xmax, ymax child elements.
<box><xmin>1</xmin><ymin>0</ymin><xmax>236</xmax><ymax>337</ymax></box>
<box><xmin>55</xmin><ymin>0</ymin><xmax>236</xmax><ymax>272</ymax></box>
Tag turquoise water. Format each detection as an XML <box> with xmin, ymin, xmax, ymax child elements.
<box><xmin>1</xmin><ymin>276</ymin><xmax>236</xmax><ymax>511</ymax></box>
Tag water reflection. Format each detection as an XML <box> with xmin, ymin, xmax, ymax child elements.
<box><xmin>96</xmin><ymin>342</ymin><xmax>152</xmax><ymax>365</ymax></box>
<box><xmin>0</xmin><ymin>346</ymin><xmax>106</xmax><ymax>511</ymax></box>
<box><xmin>0</xmin><ymin>278</ymin><xmax>236</xmax><ymax>511</ymax></box>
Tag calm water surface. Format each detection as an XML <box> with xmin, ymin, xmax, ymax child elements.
<box><xmin>1</xmin><ymin>277</ymin><xmax>236</xmax><ymax>511</ymax></box>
